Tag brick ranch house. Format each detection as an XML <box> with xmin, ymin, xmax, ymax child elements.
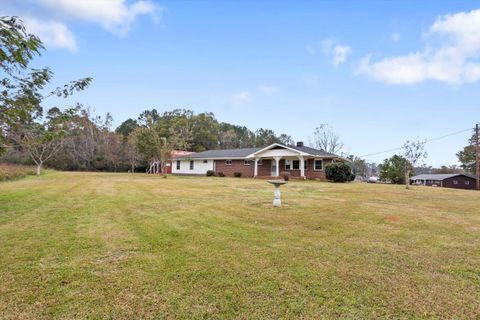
<box><xmin>172</xmin><ymin>142</ymin><xmax>349</xmax><ymax>180</ymax></box>
<box><xmin>410</xmin><ymin>173</ymin><xmax>477</xmax><ymax>190</ymax></box>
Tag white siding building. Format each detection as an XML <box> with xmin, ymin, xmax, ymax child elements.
<box><xmin>172</xmin><ymin>159</ymin><xmax>214</xmax><ymax>175</ymax></box>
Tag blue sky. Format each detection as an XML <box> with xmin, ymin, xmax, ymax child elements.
<box><xmin>2</xmin><ymin>1</ymin><xmax>479</xmax><ymax>166</ymax></box>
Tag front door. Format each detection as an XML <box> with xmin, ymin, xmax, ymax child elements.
<box><xmin>271</xmin><ymin>160</ymin><xmax>277</xmax><ymax>176</ymax></box>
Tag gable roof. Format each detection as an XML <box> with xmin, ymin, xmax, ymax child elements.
<box><xmin>249</xmin><ymin>143</ymin><xmax>306</xmax><ymax>157</ymax></box>
<box><xmin>411</xmin><ymin>173</ymin><xmax>476</xmax><ymax>181</ymax></box>
<box><xmin>173</xmin><ymin>143</ymin><xmax>344</xmax><ymax>160</ymax></box>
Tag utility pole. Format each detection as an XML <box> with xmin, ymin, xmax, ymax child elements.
<box><xmin>477</xmin><ymin>124</ymin><xmax>480</xmax><ymax>190</ymax></box>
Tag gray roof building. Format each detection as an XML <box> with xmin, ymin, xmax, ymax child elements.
<box><xmin>410</xmin><ymin>173</ymin><xmax>475</xmax><ymax>181</ymax></box>
<box><xmin>410</xmin><ymin>173</ymin><xmax>477</xmax><ymax>190</ymax></box>
<box><xmin>173</xmin><ymin>143</ymin><xmax>342</xmax><ymax>160</ymax></box>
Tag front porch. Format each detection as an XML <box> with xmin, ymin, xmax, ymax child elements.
<box><xmin>248</xmin><ymin>144</ymin><xmax>334</xmax><ymax>180</ymax></box>
<box><xmin>252</xmin><ymin>157</ymin><xmax>328</xmax><ymax>180</ymax></box>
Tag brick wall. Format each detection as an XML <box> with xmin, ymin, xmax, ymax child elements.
<box><xmin>214</xmin><ymin>160</ymin><xmax>255</xmax><ymax>177</ymax></box>
<box><xmin>257</xmin><ymin>159</ymin><xmax>272</xmax><ymax>177</ymax></box>
<box><xmin>277</xmin><ymin>159</ymin><xmax>333</xmax><ymax>180</ymax></box>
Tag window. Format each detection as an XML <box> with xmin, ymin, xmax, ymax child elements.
<box><xmin>225</xmin><ymin>160</ymin><xmax>232</xmax><ymax>165</ymax></box>
<box><xmin>176</xmin><ymin>160</ymin><xmax>180</xmax><ymax>170</ymax></box>
<box><xmin>285</xmin><ymin>160</ymin><xmax>308</xmax><ymax>170</ymax></box>
<box><xmin>292</xmin><ymin>160</ymin><xmax>300</xmax><ymax>170</ymax></box>
<box><xmin>285</xmin><ymin>160</ymin><xmax>292</xmax><ymax>170</ymax></box>
<box><xmin>466</xmin><ymin>180</ymin><xmax>470</xmax><ymax>185</ymax></box>
<box><xmin>453</xmin><ymin>180</ymin><xmax>458</xmax><ymax>185</ymax></box>
<box><xmin>257</xmin><ymin>159</ymin><xmax>263</xmax><ymax>165</ymax></box>
<box><xmin>244</xmin><ymin>160</ymin><xmax>251</xmax><ymax>166</ymax></box>
<box><xmin>203</xmin><ymin>160</ymin><xmax>208</xmax><ymax>163</ymax></box>
<box><xmin>314</xmin><ymin>159</ymin><xmax>323</xmax><ymax>171</ymax></box>
<box><xmin>189</xmin><ymin>160</ymin><xmax>194</xmax><ymax>170</ymax></box>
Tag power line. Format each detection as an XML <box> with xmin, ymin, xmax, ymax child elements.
<box><xmin>359</xmin><ymin>127</ymin><xmax>474</xmax><ymax>158</ymax></box>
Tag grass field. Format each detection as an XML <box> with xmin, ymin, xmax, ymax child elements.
<box><xmin>1</xmin><ymin>172</ymin><xmax>479</xmax><ymax>319</ymax></box>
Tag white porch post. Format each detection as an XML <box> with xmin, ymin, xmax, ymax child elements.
<box><xmin>254</xmin><ymin>158</ymin><xmax>258</xmax><ymax>177</ymax></box>
<box><xmin>274</xmin><ymin>156</ymin><xmax>281</xmax><ymax>177</ymax></box>
<box><xmin>299</xmin><ymin>155</ymin><xmax>305</xmax><ymax>179</ymax></box>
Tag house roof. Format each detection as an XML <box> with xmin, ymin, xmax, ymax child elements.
<box><xmin>410</xmin><ymin>173</ymin><xmax>476</xmax><ymax>181</ymax></box>
<box><xmin>289</xmin><ymin>145</ymin><xmax>339</xmax><ymax>157</ymax></box>
<box><xmin>175</xmin><ymin>147</ymin><xmax>261</xmax><ymax>159</ymax></box>
<box><xmin>173</xmin><ymin>143</ymin><xmax>343</xmax><ymax>160</ymax></box>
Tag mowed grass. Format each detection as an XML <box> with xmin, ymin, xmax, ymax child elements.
<box><xmin>0</xmin><ymin>172</ymin><xmax>479</xmax><ymax>319</ymax></box>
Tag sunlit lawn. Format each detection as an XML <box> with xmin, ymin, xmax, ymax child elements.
<box><xmin>0</xmin><ymin>172</ymin><xmax>479</xmax><ymax>319</ymax></box>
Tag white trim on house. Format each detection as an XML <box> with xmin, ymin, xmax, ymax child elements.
<box><xmin>247</xmin><ymin>143</ymin><xmax>309</xmax><ymax>158</ymax></box>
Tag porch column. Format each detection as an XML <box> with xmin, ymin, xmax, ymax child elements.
<box><xmin>254</xmin><ymin>158</ymin><xmax>259</xmax><ymax>177</ymax></box>
<box><xmin>298</xmin><ymin>155</ymin><xmax>305</xmax><ymax>179</ymax></box>
<box><xmin>273</xmin><ymin>156</ymin><xmax>281</xmax><ymax>177</ymax></box>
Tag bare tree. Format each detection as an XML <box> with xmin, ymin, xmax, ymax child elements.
<box><xmin>403</xmin><ymin>139</ymin><xmax>427</xmax><ymax>189</ymax></box>
<box><xmin>9</xmin><ymin>107</ymin><xmax>75</xmax><ymax>175</ymax></box>
<box><xmin>11</xmin><ymin>127</ymin><xmax>64</xmax><ymax>175</ymax></box>
<box><xmin>125</xmin><ymin>131</ymin><xmax>140</xmax><ymax>173</ymax></box>
<box><xmin>310</xmin><ymin>124</ymin><xmax>344</xmax><ymax>154</ymax></box>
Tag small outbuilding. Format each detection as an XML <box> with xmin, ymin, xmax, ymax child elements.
<box><xmin>410</xmin><ymin>173</ymin><xmax>477</xmax><ymax>190</ymax></box>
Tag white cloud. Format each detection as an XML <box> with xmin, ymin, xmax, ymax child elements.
<box><xmin>231</xmin><ymin>91</ymin><xmax>250</xmax><ymax>105</ymax></box>
<box><xmin>310</xmin><ymin>39</ymin><xmax>351</xmax><ymax>67</ymax></box>
<box><xmin>258</xmin><ymin>85</ymin><xmax>279</xmax><ymax>95</ymax></box>
<box><xmin>358</xmin><ymin>8</ymin><xmax>480</xmax><ymax>84</ymax></box>
<box><xmin>391</xmin><ymin>32</ymin><xmax>400</xmax><ymax>42</ymax></box>
<box><xmin>38</xmin><ymin>0</ymin><xmax>159</xmax><ymax>36</ymax></box>
<box><xmin>332</xmin><ymin>45</ymin><xmax>351</xmax><ymax>67</ymax></box>
<box><xmin>24</xmin><ymin>17</ymin><xmax>76</xmax><ymax>51</ymax></box>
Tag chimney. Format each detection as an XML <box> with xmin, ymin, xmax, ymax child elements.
<box><xmin>296</xmin><ymin>141</ymin><xmax>304</xmax><ymax>147</ymax></box>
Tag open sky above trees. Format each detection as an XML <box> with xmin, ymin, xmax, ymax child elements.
<box><xmin>1</xmin><ymin>0</ymin><xmax>479</xmax><ymax>166</ymax></box>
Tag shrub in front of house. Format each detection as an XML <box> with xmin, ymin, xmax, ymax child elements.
<box><xmin>206</xmin><ymin>170</ymin><xmax>214</xmax><ymax>176</ymax></box>
<box><xmin>218</xmin><ymin>172</ymin><xmax>225</xmax><ymax>177</ymax></box>
<box><xmin>325</xmin><ymin>163</ymin><xmax>355</xmax><ymax>182</ymax></box>
<box><xmin>280</xmin><ymin>171</ymin><xmax>290</xmax><ymax>181</ymax></box>
<box><xmin>234</xmin><ymin>172</ymin><xmax>242</xmax><ymax>178</ymax></box>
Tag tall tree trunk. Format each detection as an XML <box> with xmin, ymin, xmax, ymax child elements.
<box><xmin>405</xmin><ymin>168</ymin><xmax>410</xmax><ymax>189</ymax></box>
<box><xmin>131</xmin><ymin>163</ymin><xmax>135</xmax><ymax>173</ymax></box>
<box><xmin>36</xmin><ymin>162</ymin><xmax>42</xmax><ymax>176</ymax></box>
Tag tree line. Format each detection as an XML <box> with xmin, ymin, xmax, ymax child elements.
<box><xmin>2</xmin><ymin>103</ymin><xmax>303</xmax><ymax>174</ymax></box>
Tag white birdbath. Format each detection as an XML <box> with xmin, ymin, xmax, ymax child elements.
<box><xmin>267</xmin><ymin>180</ymin><xmax>287</xmax><ymax>207</ymax></box>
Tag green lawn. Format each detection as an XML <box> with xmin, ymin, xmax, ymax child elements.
<box><xmin>1</xmin><ymin>172</ymin><xmax>479</xmax><ymax>319</ymax></box>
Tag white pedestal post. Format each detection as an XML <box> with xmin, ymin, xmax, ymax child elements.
<box><xmin>268</xmin><ymin>180</ymin><xmax>287</xmax><ymax>207</ymax></box>
<box><xmin>273</xmin><ymin>184</ymin><xmax>281</xmax><ymax>207</ymax></box>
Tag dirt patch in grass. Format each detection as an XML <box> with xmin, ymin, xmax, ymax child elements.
<box><xmin>384</xmin><ymin>215</ymin><xmax>400</xmax><ymax>222</ymax></box>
